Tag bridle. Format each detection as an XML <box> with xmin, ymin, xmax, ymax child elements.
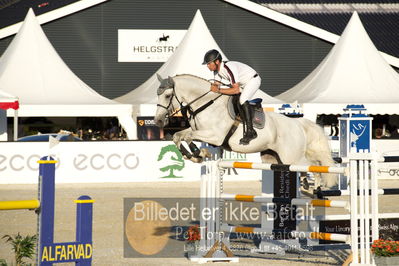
<box><xmin>156</xmin><ymin>86</ymin><xmax>184</xmax><ymax>118</ymax></box>
<box><xmin>156</xmin><ymin>80</ymin><xmax>224</xmax><ymax>128</ymax></box>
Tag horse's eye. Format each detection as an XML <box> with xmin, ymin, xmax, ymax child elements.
<box><xmin>165</xmin><ymin>94</ymin><xmax>171</xmax><ymax>99</ymax></box>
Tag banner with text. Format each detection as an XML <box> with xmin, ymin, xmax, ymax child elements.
<box><xmin>0</xmin><ymin>141</ymin><xmax>261</xmax><ymax>184</ymax></box>
<box><xmin>118</xmin><ymin>29</ymin><xmax>186</xmax><ymax>62</ymax></box>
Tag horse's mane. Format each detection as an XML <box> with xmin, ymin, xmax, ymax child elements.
<box><xmin>173</xmin><ymin>74</ymin><xmax>210</xmax><ymax>83</ymax></box>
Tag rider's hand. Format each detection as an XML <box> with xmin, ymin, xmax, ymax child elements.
<box><xmin>210</xmin><ymin>83</ymin><xmax>220</xmax><ymax>93</ymax></box>
<box><xmin>231</xmin><ymin>83</ymin><xmax>240</xmax><ymax>90</ymax></box>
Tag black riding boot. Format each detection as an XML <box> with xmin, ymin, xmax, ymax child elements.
<box><xmin>240</xmin><ymin>101</ymin><xmax>257</xmax><ymax>145</ymax></box>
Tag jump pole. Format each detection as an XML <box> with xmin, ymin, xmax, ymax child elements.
<box><xmin>218</xmin><ymin>161</ymin><xmax>346</xmax><ymax>174</ymax></box>
<box><xmin>0</xmin><ymin>200</ymin><xmax>40</xmax><ymax>210</ymax></box>
<box><xmin>221</xmin><ymin>193</ymin><xmax>349</xmax><ymax>208</ymax></box>
<box><xmin>221</xmin><ymin>224</ymin><xmax>350</xmax><ymax>243</ymax></box>
<box><xmin>315</xmin><ymin>188</ymin><xmax>399</xmax><ymax>198</ymax></box>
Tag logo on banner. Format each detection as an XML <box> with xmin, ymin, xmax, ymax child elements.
<box><xmin>157</xmin><ymin>145</ymin><xmax>185</xmax><ymax>178</ymax></box>
<box><xmin>138</xmin><ymin>118</ymin><xmax>155</xmax><ymax>127</ymax></box>
<box><xmin>350</xmin><ymin>120</ymin><xmax>370</xmax><ymax>152</ymax></box>
<box><xmin>157</xmin><ymin>34</ymin><xmax>170</xmax><ymax>43</ymax></box>
<box><xmin>138</xmin><ymin>119</ymin><xmax>156</xmax><ymax>127</ymax></box>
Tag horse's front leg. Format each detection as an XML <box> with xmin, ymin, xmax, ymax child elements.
<box><xmin>172</xmin><ymin>128</ymin><xmax>194</xmax><ymax>160</ymax></box>
<box><xmin>182</xmin><ymin>129</ymin><xmax>225</xmax><ymax>163</ymax></box>
<box><xmin>173</xmin><ymin>129</ymin><xmax>211</xmax><ymax>163</ymax></box>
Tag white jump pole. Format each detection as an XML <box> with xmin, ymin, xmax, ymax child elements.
<box><xmin>221</xmin><ymin>193</ymin><xmax>349</xmax><ymax>209</ymax></box>
<box><xmin>371</xmin><ymin>155</ymin><xmax>379</xmax><ymax>266</ymax></box>
<box><xmin>218</xmin><ymin>161</ymin><xmax>345</xmax><ymax>174</ymax></box>
<box><xmin>359</xmin><ymin>158</ymin><xmax>365</xmax><ymax>263</ymax></box>
<box><xmin>350</xmin><ymin>157</ymin><xmax>359</xmax><ymax>265</ymax></box>
<box><xmin>364</xmin><ymin>158</ymin><xmax>370</xmax><ymax>265</ymax></box>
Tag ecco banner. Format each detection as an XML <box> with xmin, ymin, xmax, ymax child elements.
<box><xmin>0</xmin><ymin>141</ymin><xmax>261</xmax><ymax>184</ymax></box>
<box><xmin>118</xmin><ymin>29</ymin><xmax>186</xmax><ymax>62</ymax></box>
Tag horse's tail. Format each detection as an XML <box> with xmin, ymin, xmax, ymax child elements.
<box><xmin>299</xmin><ymin>118</ymin><xmax>338</xmax><ymax>189</ymax></box>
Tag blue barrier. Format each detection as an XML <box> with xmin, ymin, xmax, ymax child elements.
<box><xmin>37</xmin><ymin>156</ymin><xmax>93</xmax><ymax>265</ymax></box>
<box><xmin>36</xmin><ymin>157</ymin><xmax>93</xmax><ymax>265</ymax></box>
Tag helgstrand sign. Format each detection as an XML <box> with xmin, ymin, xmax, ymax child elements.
<box><xmin>118</xmin><ymin>29</ymin><xmax>186</xmax><ymax>62</ymax></box>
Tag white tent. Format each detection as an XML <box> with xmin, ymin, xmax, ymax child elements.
<box><xmin>276</xmin><ymin>12</ymin><xmax>399</xmax><ymax>121</ymax></box>
<box><xmin>115</xmin><ymin>9</ymin><xmax>282</xmax><ymax>115</ymax></box>
<box><xmin>0</xmin><ymin>9</ymin><xmax>136</xmax><ymax>139</ymax></box>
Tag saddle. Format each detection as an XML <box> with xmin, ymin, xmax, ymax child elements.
<box><xmin>227</xmin><ymin>96</ymin><xmax>265</xmax><ymax>129</ymax></box>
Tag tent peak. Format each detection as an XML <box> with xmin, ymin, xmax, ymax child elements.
<box><xmin>115</xmin><ymin>10</ymin><xmax>281</xmax><ymax>105</ymax></box>
<box><xmin>25</xmin><ymin>8</ymin><xmax>36</xmax><ymax>20</ymax></box>
<box><xmin>0</xmin><ymin>9</ymin><xmax>119</xmax><ymax>105</ymax></box>
<box><xmin>276</xmin><ymin>8</ymin><xmax>399</xmax><ymax>104</ymax></box>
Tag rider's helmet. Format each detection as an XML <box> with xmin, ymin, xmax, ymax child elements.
<box><xmin>202</xmin><ymin>49</ymin><xmax>222</xmax><ymax>65</ymax></box>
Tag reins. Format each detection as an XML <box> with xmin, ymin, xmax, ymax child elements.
<box><xmin>159</xmin><ymin>79</ymin><xmax>225</xmax><ymax>129</ymax></box>
<box><xmin>208</xmin><ymin>79</ymin><xmax>233</xmax><ymax>88</ymax></box>
<box><xmin>183</xmin><ymin>93</ymin><xmax>224</xmax><ymax>129</ymax></box>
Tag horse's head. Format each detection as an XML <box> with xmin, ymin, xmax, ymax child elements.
<box><xmin>155</xmin><ymin>74</ymin><xmax>178</xmax><ymax>128</ymax></box>
<box><xmin>155</xmin><ymin>73</ymin><xmax>216</xmax><ymax>128</ymax></box>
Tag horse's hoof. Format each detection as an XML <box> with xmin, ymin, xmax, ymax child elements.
<box><xmin>190</xmin><ymin>157</ymin><xmax>203</xmax><ymax>163</ymax></box>
<box><xmin>184</xmin><ymin>151</ymin><xmax>206</xmax><ymax>163</ymax></box>
<box><xmin>302</xmin><ymin>178</ymin><xmax>310</xmax><ymax>190</ymax></box>
<box><xmin>200</xmin><ymin>148</ymin><xmax>212</xmax><ymax>158</ymax></box>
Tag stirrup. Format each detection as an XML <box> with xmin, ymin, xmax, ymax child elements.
<box><xmin>239</xmin><ymin>130</ymin><xmax>257</xmax><ymax>145</ymax></box>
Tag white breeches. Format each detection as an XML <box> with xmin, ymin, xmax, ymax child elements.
<box><xmin>239</xmin><ymin>75</ymin><xmax>261</xmax><ymax>104</ymax></box>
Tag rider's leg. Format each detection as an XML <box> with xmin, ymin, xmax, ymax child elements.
<box><xmin>239</xmin><ymin>101</ymin><xmax>257</xmax><ymax>145</ymax></box>
<box><xmin>237</xmin><ymin>99</ymin><xmax>247</xmax><ymax>138</ymax></box>
<box><xmin>238</xmin><ymin>76</ymin><xmax>261</xmax><ymax>145</ymax></box>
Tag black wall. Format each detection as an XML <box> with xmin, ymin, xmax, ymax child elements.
<box><xmin>0</xmin><ymin>0</ymin><xmax>332</xmax><ymax>99</ymax></box>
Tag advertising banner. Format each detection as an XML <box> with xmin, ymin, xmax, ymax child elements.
<box><xmin>137</xmin><ymin>116</ymin><xmax>161</xmax><ymax>140</ymax></box>
<box><xmin>0</xmin><ymin>141</ymin><xmax>262</xmax><ymax>184</ymax></box>
<box><xmin>118</xmin><ymin>29</ymin><xmax>186</xmax><ymax>62</ymax></box>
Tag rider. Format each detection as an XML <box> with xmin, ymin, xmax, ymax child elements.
<box><xmin>203</xmin><ymin>49</ymin><xmax>261</xmax><ymax>145</ymax></box>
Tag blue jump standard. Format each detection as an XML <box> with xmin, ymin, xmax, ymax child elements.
<box><xmin>37</xmin><ymin>157</ymin><xmax>93</xmax><ymax>266</ymax></box>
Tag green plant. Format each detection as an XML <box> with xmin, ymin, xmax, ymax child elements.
<box><xmin>2</xmin><ymin>233</ymin><xmax>37</xmax><ymax>266</ymax></box>
<box><xmin>371</xmin><ymin>239</ymin><xmax>399</xmax><ymax>257</ymax></box>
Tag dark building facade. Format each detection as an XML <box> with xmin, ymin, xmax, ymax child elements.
<box><xmin>1</xmin><ymin>0</ymin><xmax>348</xmax><ymax>99</ymax></box>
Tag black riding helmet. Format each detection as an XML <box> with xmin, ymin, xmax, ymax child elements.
<box><xmin>202</xmin><ymin>49</ymin><xmax>222</xmax><ymax>65</ymax></box>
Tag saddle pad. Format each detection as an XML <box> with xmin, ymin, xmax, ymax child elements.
<box><xmin>227</xmin><ymin>97</ymin><xmax>265</xmax><ymax>129</ymax></box>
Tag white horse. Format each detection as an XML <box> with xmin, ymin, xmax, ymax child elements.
<box><xmin>154</xmin><ymin>74</ymin><xmax>337</xmax><ymax>189</ymax></box>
